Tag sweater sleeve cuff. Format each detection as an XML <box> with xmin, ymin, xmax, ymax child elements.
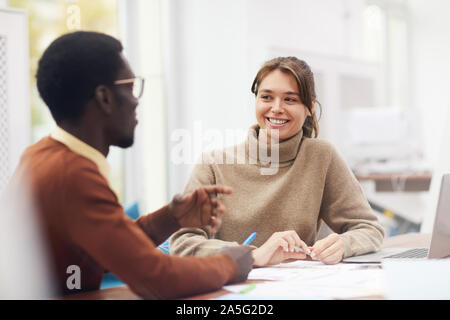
<box><xmin>339</xmin><ymin>233</ymin><xmax>354</xmax><ymax>258</ymax></box>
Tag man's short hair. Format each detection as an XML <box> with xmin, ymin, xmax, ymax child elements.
<box><xmin>36</xmin><ymin>31</ymin><xmax>124</xmax><ymax>123</ymax></box>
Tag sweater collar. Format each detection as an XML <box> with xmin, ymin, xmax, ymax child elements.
<box><xmin>247</xmin><ymin>124</ymin><xmax>304</xmax><ymax>165</ymax></box>
<box><xmin>50</xmin><ymin>126</ymin><xmax>111</xmax><ymax>185</ymax></box>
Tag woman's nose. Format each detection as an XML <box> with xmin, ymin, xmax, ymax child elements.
<box><xmin>271</xmin><ymin>98</ymin><xmax>284</xmax><ymax>113</ymax></box>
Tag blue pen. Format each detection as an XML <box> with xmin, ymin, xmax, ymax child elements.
<box><xmin>242</xmin><ymin>232</ymin><xmax>257</xmax><ymax>245</ymax></box>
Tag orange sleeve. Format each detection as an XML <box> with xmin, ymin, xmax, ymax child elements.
<box><xmin>134</xmin><ymin>204</ymin><xmax>180</xmax><ymax>246</ymax></box>
<box><xmin>61</xmin><ymin>160</ymin><xmax>238</xmax><ymax>299</ymax></box>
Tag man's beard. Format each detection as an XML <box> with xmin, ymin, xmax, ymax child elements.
<box><xmin>116</xmin><ymin>135</ymin><xmax>134</xmax><ymax>148</ymax></box>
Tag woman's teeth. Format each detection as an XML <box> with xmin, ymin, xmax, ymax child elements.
<box><xmin>268</xmin><ymin>118</ymin><xmax>288</xmax><ymax>125</ymax></box>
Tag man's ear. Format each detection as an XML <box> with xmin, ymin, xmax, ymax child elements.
<box><xmin>94</xmin><ymin>85</ymin><xmax>114</xmax><ymax>115</ymax></box>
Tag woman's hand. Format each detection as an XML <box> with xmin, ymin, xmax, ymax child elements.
<box><xmin>310</xmin><ymin>233</ymin><xmax>345</xmax><ymax>265</ymax></box>
<box><xmin>168</xmin><ymin>185</ymin><xmax>233</xmax><ymax>235</ymax></box>
<box><xmin>252</xmin><ymin>230</ymin><xmax>310</xmax><ymax>266</ymax></box>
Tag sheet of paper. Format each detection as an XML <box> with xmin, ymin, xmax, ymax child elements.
<box><xmin>247</xmin><ymin>277</ymin><xmax>383</xmax><ymax>299</ymax></box>
<box><xmin>248</xmin><ymin>260</ymin><xmax>377</xmax><ymax>281</ymax></box>
<box><xmin>382</xmin><ymin>259</ymin><xmax>450</xmax><ymax>299</ymax></box>
<box><xmin>222</xmin><ymin>270</ymin><xmax>385</xmax><ymax>300</ymax></box>
<box><xmin>232</xmin><ymin>260</ymin><xmax>386</xmax><ymax>299</ymax></box>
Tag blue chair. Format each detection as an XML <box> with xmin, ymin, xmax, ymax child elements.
<box><xmin>157</xmin><ymin>238</ymin><xmax>170</xmax><ymax>254</ymax></box>
<box><xmin>100</xmin><ymin>202</ymin><xmax>170</xmax><ymax>289</ymax></box>
<box><xmin>124</xmin><ymin>202</ymin><xmax>140</xmax><ymax>220</ymax></box>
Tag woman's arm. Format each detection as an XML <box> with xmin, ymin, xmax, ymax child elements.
<box><xmin>319</xmin><ymin>144</ymin><xmax>385</xmax><ymax>259</ymax></box>
<box><xmin>169</xmin><ymin>153</ymin><xmax>242</xmax><ymax>256</ymax></box>
<box><xmin>135</xmin><ymin>185</ymin><xmax>231</xmax><ymax>246</ymax></box>
<box><xmin>170</xmin><ymin>226</ymin><xmax>242</xmax><ymax>256</ymax></box>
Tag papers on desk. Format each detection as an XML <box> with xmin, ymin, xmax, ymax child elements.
<box><xmin>382</xmin><ymin>259</ymin><xmax>450</xmax><ymax>299</ymax></box>
<box><xmin>248</xmin><ymin>260</ymin><xmax>365</xmax><ymax>281</ymax></box>
<box><xmin>222</xmin><ymin>260</ymin><xmax>386</xmax><ymax>300</ymax></box>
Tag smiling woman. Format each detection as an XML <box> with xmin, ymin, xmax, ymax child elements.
<box><xmin>254</xmin><ymin>70</ymin><xmax>312</xmax><ymax>141</ymax></box>
<box><xmin>170</xmin><ymin>56</ymin><xmax>385</xmax><ymax>267</ymax></box>
<box><xmin>251</xmin><ymin>56</ymin><xmax>321</xmax><ymax>140</ymax></box>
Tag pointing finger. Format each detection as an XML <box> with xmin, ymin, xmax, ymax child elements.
<box><xmin>202</xmin><ymin>185</ymin><xmax>233</xmax><ymax>196</ymax></box>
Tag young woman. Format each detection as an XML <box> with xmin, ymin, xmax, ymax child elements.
<box><xmin>170</xmin><ymin>57</ymin><xmax>384</xmax><ymax>266</ymax></box>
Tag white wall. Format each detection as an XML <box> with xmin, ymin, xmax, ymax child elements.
<box><xmin>165</xmin><ymin>0</ymin><xmax>366</xmax><ymax>196</ymax></box>
<box><xmin>0</xmin><ymin>8</ymin><xmax>31</xmax><ymax>192</ymax></box>
<box><xmin>165</xmin><ymin>0</ymin><xmax>253</xmax><ymax>196</ymax></box>
<box><xmin>409</xmin><ymin>0</ymin><xmax>450</xmax><ymax>232</ymax></box>
<box><xmin>409</xmin><ymin>0</ymin><xmax>450</xmax><ymax>167</ymax></box>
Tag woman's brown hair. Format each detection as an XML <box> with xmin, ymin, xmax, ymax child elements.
<box><xmin>251</xmin><ymin>56</ymin><xmax>321</xmax><ymax>138</ymax></box>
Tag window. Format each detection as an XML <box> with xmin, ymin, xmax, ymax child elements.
<box><xmin>363</xmin><ymin>4</ymin><xmax>386</xmax><ymax>63</ymax></box>
<box><xmin>8</xmin><ymin>0</ymin><xmax>169</xmax><ymax>213</ymax></box>
<box><xmin>362</xmin><ymin>0</ymin><xmax>410</xmax><ymax>108</ymax></box>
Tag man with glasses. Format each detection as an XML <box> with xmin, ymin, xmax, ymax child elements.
<box><xmin>9</xmin><ymin>31</ymin><xmax>253</xmax><ymax>299</ymax></box>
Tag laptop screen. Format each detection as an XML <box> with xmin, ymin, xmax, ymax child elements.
<box><xmin>429</xmin><ymin>174</ymin><xmax>450</xmax><ymax>258</ymax></box>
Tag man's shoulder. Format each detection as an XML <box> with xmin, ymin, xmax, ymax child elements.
<box><xmin>23</xmin><ymin>137</ymin><xmax>103</xmax><ymax>181</ymax></box>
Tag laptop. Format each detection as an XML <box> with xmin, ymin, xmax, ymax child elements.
<box><xmin>343</xmin><ymin>174</ymin><xmax>450</xmax><ymax>263</ymax></box>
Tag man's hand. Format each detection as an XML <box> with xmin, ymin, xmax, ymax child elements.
<box><xmin>220</xmin><ymin>246</ymin><xmax>254</xmax><ymax>284</ymax></box>
<box><xmin>252</xmin><ymin>230</ymin><xmax>310</xmax><ymax>266</ymax></box>
<box><xmin>310</xmin><ymin>233</ymin><xmax>345</xmax><ymax>265</ymax></box>
<box><xmin>168</xmin><ymin>185</ymin><xmax>233</xmax><ymax>235</ymax></box>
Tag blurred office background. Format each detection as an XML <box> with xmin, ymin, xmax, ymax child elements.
<box><xmin>1</xmin><ymin>1</ymin><xmax>450</xmax><ymax>291</ymax></box>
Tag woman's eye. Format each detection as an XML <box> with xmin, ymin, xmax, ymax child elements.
<box><xmin>261</xmin><ymin>95</ymin><xmax>271</xmax><ymax>100</ymax></box>
<box><xmin>285</xmin><ymin>97</ymin><xmax>297</xmax><ymax>102</ymax></box>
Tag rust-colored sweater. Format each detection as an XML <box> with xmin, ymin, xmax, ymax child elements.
<box><xmin>12</xmin><ymin>136</ymin><xmax>239</xmax><ymax>299</ymax></box>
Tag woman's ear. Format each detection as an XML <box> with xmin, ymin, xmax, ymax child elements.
<box><xmin>94</xmin><ymin>85</ymin><xmax>114</xmax><ymax>115</ymax></box>
<box><xmin>307</xmin><ymin>99</ymin><xmax>316</xmax><ymax>117</ymax></box>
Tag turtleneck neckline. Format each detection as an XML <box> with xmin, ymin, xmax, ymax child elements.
<box><xmin>246</xmin><ymin>124</ymin><xmax>304</xmax><ymax>166</ymax></box>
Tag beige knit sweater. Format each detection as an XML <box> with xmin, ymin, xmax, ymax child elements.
<box><xmin>170</xmin><ymin>125</ymin><xmax>384</xmax><ymax>259</ymax></box>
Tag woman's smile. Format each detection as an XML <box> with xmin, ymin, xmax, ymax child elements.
<box><xmin>265</xmin><ymin>117</ymin><xmax>290</xmax><ymax>128</ymax></box>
